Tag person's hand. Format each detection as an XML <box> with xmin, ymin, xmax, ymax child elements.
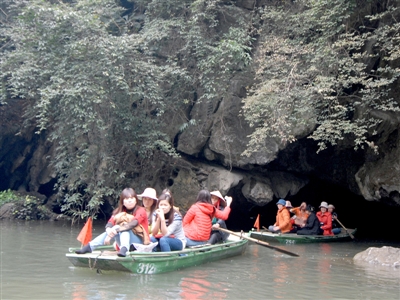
<box><xmin>104</xmin><ymin>235</ymin><xmax>112</xmax><ymax>245</ymax></box>
<box><xmin>212</xmin><ymin>223</ymin><xmax>220</xmax><ymax>230</ymax></box>
<box><xmin>225</xmin><ymin>196</ymin><xmax>233</xmax><ymax>207</ymax></box>
<box><xmin>333</xmin><ymin>215</ymin><xmax>337</xmax><ymax>220</ymax></box>
<box><xmin>156</xmin><ymin>209</ymin><xmax>165</xmax><ymax>221</ymax></box>
<box><xmin>273</xmin><ymin>226</ymin><xmax>280</xmax><ymax>231</ymax></box>
<box><xmin>106</xmin><ymin>226</ymin><xmax>118</xmax><ymax>237</ymax></box>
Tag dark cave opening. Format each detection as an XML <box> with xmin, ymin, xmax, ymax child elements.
<box><xmin>38</xmin><ymin>178</ymin><xmax>57</xmax><ymax>198</ymax></box>
<box><xmin>227</xmin><ymin>177</ymin><xmax>400</xmax><ymax>242</ymax></box>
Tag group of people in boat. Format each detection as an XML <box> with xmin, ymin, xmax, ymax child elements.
<box><xmin>268</xmin><ymin>199</ymin><xmax>341</xmax><ymax>236</ymax></box>
<box><xmin>75</xmin><ymin>187</ymin><xmax>233</xmax><ymax>257</ymax></box>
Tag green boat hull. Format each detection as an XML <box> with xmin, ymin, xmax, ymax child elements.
<box><xmin>250</xmin><ymin>229</ymin><xmax>357</xmax><ymax>244</ymax></box>
<box><xmin>66</xmin><ymin>238</ymin><xmax>248</xmax><ymax>274</ymax></box>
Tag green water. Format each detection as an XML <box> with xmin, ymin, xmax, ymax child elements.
<box><xmin>1</xmin><ymin>220</ymin><xmax>399</xmax><ymax>299</ymax></box>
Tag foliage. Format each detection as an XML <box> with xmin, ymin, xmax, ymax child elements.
<box><xmin>0</xmin><ymin>189</ymin><xmax>21</xmax><ymax>206</ymax></box>
<box><xmin>0</xmin><ymin>189</ymin><xmax>50</xmax><ymax>220</ymax></box>
<box><xmin>142</xmin><ymin>0</ymin><xmax>253</xmax><ymax>101</ymax></box>
<box><xmin>1</xmin><ymin>0</ymin><xmax>179</xmax><ymax>220</ymax></box>
<box><xmin>1</xmin><ymin>0</ymin><xmax>253</xmax><ymax>219</ymax></box>
<box><xmin>12</xmin><ymin>194</ymin><xmax>50</xmax><ymax>220</ymax></box>
<box><xmin>242</xmin><ymin>0</ymin><xmax>400</xmax><ymax>155</ymax></box>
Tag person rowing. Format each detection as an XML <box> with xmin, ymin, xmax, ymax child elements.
<box><xmin>183</xmin><ymin>190</ymin><xmax>232</xmax><ymax>247</ymax></box>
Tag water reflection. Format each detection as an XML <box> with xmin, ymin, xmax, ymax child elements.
<box><xmin>179</xmin><ymin>269</ymin><xmax>227</xmax><ymax>299</ymax></box>
<box><xmin>316</xmin><ymin>244</ymin><xmax>332</xmax><ymax>297</ymax></box>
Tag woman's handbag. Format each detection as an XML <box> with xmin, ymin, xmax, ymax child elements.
<box><xmin>114</xmin><ymin>212</ymin><xmax>150</xmax><ymax>245</ymax></box>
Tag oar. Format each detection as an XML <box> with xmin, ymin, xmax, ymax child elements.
<box><xmin>334</xmin><ymin>217</ymin><xmax>355</xmax><ymax>239</ymax></box>
<box><xmin>219</xmin><ymin>228</ymin><xmax>299</xmax><ymax>257</ymax></box>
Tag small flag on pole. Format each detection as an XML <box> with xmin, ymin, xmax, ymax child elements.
<box><xmin>254</xmin><ymin>214</ymin><xmax>260</xmax><ymax>231</ymax></box>
<box><xmin>77</xmin><ymin>217</ymin><xmax>93</xmax><ymax>246</ymax></box>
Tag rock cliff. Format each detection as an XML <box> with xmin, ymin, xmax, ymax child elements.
<box><xmin>1</xmin><ymin>0</ymin><xmax>400</xmax><ymax>229</ymax></box>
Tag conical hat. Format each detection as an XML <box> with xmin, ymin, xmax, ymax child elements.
<box><xmin>210</xmin><ymin>190</ymin><xmax>225</xmax><ymax>201</ymax></box>
<box><xmin>137</xmin><ymin>188</ymin><xmax>158</xmax><ymax>201</ymax></box>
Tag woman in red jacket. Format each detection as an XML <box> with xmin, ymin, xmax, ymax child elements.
<box><xmin>316</xmin><ymin>201</ymin><xmax>334</xmax><ymax>236</ymax></box>
<box><xmin>75</xmin><ymin>188</ymin><xmax>150</xmax><ymax>257</ymax></box>
<box><xmin>183</xmin><ymin>189</ymin><xmax>232</xmax><ymax>247</ymax></box>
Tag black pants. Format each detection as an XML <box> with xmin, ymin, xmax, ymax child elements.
<box><xmin>208</xmin><ymin>232</ymin><xmax>223</xmax><ymax>244</ymax></box>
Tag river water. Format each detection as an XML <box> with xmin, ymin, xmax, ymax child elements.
<box><xmin>1</xmin><ymin>220</ymin><xmax>399</xmax><ymax>299</ymax></box>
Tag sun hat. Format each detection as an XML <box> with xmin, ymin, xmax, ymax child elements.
<box><xmin>137</xmin><ymin>188</ymin><xmax>158</xmax><ymax>201</ymax></box>
<box><xmin>285</xmin><ymin>201</ymin><xmax>293</xmax><ymax>208</ymax></box>
<box><xmin>210</xmin><ymin>191</ymin><xmax>225</xmax><ymax>201</ymax></box>
<box><xmin>276</xmin><ymin>199</ymin><xmax>286</xmax><ymax>206</ymax></box>
<box><xmin>319</xmin><ymin>201</ymin><xmax>329</xmax><ymax>209</ymax></box>
<box><xmin>328</xmin><ymin>204</ymin><xmax>335</xmax><ymax>209</ymax></box>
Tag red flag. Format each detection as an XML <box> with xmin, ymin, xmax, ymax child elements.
<box><xmin>77</xmin><ymin>217</ymin><xmax>93</xmax><ymax>245</ymax></box>
<box><xmin>254</xmin><ymin>214</ymin><xmax>260</xmax><ymax>231</ymax></box>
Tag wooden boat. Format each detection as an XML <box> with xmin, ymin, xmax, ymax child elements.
<box><xmin>250</xmin><ymin>228</ymin><xmax>357</xmax><ymax>244</ymax></box>
<box><xmin>66</xmin><ymin>236</ymin><xmax>248</xmax><ymax>274</ymax></box>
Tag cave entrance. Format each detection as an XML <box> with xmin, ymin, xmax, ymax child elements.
<box><xmin>228</xmin><ymin>177</ymin><xmax>400</xmax><ymax>242</ymax></box>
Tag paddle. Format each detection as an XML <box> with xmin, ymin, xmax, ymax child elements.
<box><xmin>334</xmin><ymin>217</ymin><xmax>355</xmax><ymax>239</ymax></box>
<box><xmin>219</xmin><ymin>227</ymin><xmax>299</xmax><ymax>257</ymax></box>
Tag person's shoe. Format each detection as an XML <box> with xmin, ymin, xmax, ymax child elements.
<box><xmin>75</xmin><ymin>244</ymin><xmax>92</xmax><ymax>254</ymax></box>
<box><xmin>117</xmin><ymin>246</ymin><xmax>128</xmax><ymax>257</ymax></box>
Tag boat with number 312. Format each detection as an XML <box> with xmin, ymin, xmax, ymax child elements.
<box><xmin>66</xmin><ymin>235</ymin><xmax>248</xmax><ymax>274</ymax></box>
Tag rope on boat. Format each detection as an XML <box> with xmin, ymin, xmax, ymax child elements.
<box><xmin>88</xmin><ymin>251</ymin><xmax>103</xmax><ymax>270</ymax></box>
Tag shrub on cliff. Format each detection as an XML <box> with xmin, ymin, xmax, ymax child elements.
<box><xmin>242</xmin><ymin>0</ymin><xmax>400</xmax><ymax>155</ymax></box>
<box><xmin>1</xmin><ymin>0</ymin><xmax>252</xmax><ymax>220</ymax></box>
<box><xmin>0</xmin><ymin>189</ymin><xmax>51</xmax><ymax>220</ymax></box>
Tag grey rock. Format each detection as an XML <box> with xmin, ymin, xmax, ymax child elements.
<box><xmin>354</xmin><ymin>246</ymin><xmax>400</xmax><ymax>268</ymax></box>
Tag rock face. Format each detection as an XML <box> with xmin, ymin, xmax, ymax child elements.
<box><xmin>355</xmin><ymin>112</ymin><xmax>400</xmax><ymax>205</ymax></box>
<box><xmin>354</xmin><ymin>246</ymin><xmax>400</xmax><ymax>268</ymax></box>
<box><xmin>2</xmin><ymin>1</ymin><xmax>400</xmax><ymax>219</ymax></box>
<box><xmin>0</xmin><ymin>99</ymin><xmax>55</xmax><ymax>193</ymax></box>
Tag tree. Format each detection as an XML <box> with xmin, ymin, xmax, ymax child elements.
<box><xmin>1</xmin><ymin>0</ymin><xmax>184</xmax><ymax>220</ymax></box>
<box><xmin>1</xmin><ymin>0</ymin><xmax>253</xmax><ymax>220</ymax></box>
<box><xmin>242</xmin><ymin>0</ymin><xmax>400</xmax><ymax>156</ymax></box>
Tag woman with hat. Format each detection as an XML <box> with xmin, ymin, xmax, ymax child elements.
<box><xmin>268</xmin><ymin>199</ymin><xmax>292</xmax><ymax>233</ymax></box>
<box><xmin>75</xmin><ymin>187</ymin><xmax>150</xmax><ymax>257</ymax></box>
<box><xmin>316</xmin><ymin>201</ymin><xmax>334</xmax><ymax>236</ymax></box>
<box><xmin>207</xmin><ymin>191</ymin><xmax>231</xmax><ymax>244</ymax></box>
<box><xmin>137</xmin><ymin>187</ymin><xmax>158</xmax><ymax>232</ymax></box>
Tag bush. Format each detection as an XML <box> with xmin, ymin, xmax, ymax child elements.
<box><xmin>0</xmin><ymin>190</ymin><xmax>51</xmax><ymax>220</ymax></box>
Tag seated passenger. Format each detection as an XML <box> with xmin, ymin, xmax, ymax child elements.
<box><xmin>75</xmin><ymin>188</ymin><xmax>149</xmax><ymax>257</ymax></box>
<box><xmin>137</xmin><ymin>187</ymin><xmax>158</xmax><ymax>233</ymax></box>
<box><xmin>207</xmin><ymin>191</ymin><xmax>231</xmax><ymax>244</ymax></box>
<box><xmin>328</xmin><ymin>204</ymin><xmax>341</xmax><ymax>235</ymax></box>
<box><xmin>285</xmin><ymin>201</ymin><xmax>298</xmax><ymax>233</ymax></box>
<box><xmin>316</xmin><ymin>201</ymin><xmax>334</xmax><ymax>236</ymax></box>
<box><xmin>183</xmin><ymin>190</ymin><xmax>232</xmax><ymax>247</ymax></box>
<box><xmin>297</xmin><ymin>205</ymin><xmax>321</xmax><ymax>235</ymax></box>
<box><xmin>150</xmin><ymin>191</ymin><xmax>186</xmax><ymax>252</ymax></box>
<box><xmin>290</xmin><ymin>202</ymin><xmax>309</xmax><ymax>227</ymax></box>
<box><xmin>268</xmin><ymin>199</ymin><xmax>292</xmax><ymax>233</ymax></box>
